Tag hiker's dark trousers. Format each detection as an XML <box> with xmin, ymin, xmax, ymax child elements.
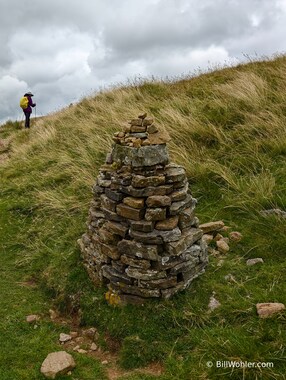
<box><xmin>24</xmin><ymin>112</ymin><xmax>31</xmax><ymax>129</ymax></box>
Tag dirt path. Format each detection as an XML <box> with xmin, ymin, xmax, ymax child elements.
<box><xmin>49</xmin><ymin>309</ymin><xmax>164</xmax><ymax>380</ymax></box>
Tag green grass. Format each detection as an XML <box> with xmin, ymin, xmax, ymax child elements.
<box><xmin>0</xmin><ymin>55</ymin><xmax>286</xmax><ymax>379</ymax></box>
<box><xmin>0</xmin><ymin>197</ymin><xmax>107</xmax><ymax>380</ymax></box>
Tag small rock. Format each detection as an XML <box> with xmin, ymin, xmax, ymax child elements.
<box><xmin>69</xmin><ymin>331</ymin><xmax>78</xmax><ymax>339</ymax></box>
<box><xmin>90</xmin><ymin>343</ymin><xmax>98</xmax><ymax>351</ymax></box>
<box><xmin>105</xmin><ymin>153</ymin><xmax>113</xmax><ymax>164</ymax></box>
<box><xmin>40</xmin><ymin>351</ymin><xmax>75</xmax><ymax>379</ymax></box>
<box><xmin>147</xmin><ymin>127</ymin><xmax>171</xmax><ymax>145</ymax></box>
<box><xmin>147</xmin><ymin>124</ymin><xmax>158</xmax><ymax>134</ymax></box>
<box><xmin>59</xmin><ymin>333</ymin><xmax>72</xmax><ymax>343</ymax></box>
<box><xmin>216</xmin><ymin>239</ymin><xmax>230</xmax><ymax>254</ymax></box>
<box><xmin>229</xmin><ymin>231</ymin><xmax>243</xmax><ymax>242</ymax></box>
<box><xmin>260</xmin><ymin>208</ymin><xmax>286</xmax><ymax>218</ymax></box>
<box><xmin>256</xmin><ymin>303</ymin><xmax>285</xmax><ymax>318</ymax></box>
<box><xmin>217</xmin><ymin>259</ymin><xmax>224</xmax><ymax>267</ymax></box>
<box><xmin>199</xmin><ymin>221</ymin><xmax>224</xmax><ymax>233</ymax></box>
<box><xmin>142</xmin><ymin>139</ymin><xmax>151</xmax><ymax>146</ymax></box>
<box><xmin>208</xmin><ymin>295</ymin><xmax>221</xmax><ymax>311</ymax></box>
<box><xmin>214</xmin><ymin>233</ymin><xmax>223</xmax><ymax>242</ymax></box>
<box><xmin>26</xmin><ymin>314</ymin><xmax>39</xmax><ymax>323</ymax></box>
<box><xmin>73</xmin><ymin>345</ymin><xmax>80</xmax><ymax>352</ymax></box>
<box><xmin>82</xmin><ymin>327</ymin><xmax>97</xmax><ymax>340</ymax></box>
<box><xmin>75</xmin><ymin>337</ymin><xmax>84</xmax><ymax>344</ymax></box>
<box><xmin>202</xmin><ymin>234</ymin><xmax>213</xmax><ymax>244</ymax></box>
<box><xmin>77</xmin><ymin>349</ymin><xmax>88</xmax><ymax>354</ymax></box>
<box><xmin>49</xmin><ymin>309</ymin><xmax>58</xmax><ymax>320</ymax></box>
<box><xmin>246</xmin><ymin>258</ymin><xmax>264</xmax><ymax>266</ymax></box>
<box><xmin>101</xmin><ymin>360</ymin><xmax>108</xmax><ymax>365</ymax></box>
<box><xmin>218</xmin><ymin>225</ymin><xmax>231</xmax><ymax>232</ymax></box>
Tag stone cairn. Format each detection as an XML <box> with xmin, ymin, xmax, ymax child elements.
<box><xmin>79</xmin><ymin>114</ymin><xmax>208</xmax><ymax>305</ymax></box>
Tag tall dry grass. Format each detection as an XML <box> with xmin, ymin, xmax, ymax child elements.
<box><xmin>2</xmin><ymin>55</ymin><xmax>286</xmax><ymax>217</ymax></box>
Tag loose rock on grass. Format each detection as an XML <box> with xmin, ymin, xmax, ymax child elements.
<box><xmin>40</xmin><ymin>351</ymin><xmax>75</xmax><ymax>379</ymax></box>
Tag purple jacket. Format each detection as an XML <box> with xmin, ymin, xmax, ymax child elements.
<box><xmin>23</xmin><ymin>95</ymin><xmax>36</xmax><ymax>114</ymax></box>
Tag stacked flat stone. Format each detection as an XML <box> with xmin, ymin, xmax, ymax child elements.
<box><xmin>79</xmin><ymin>114</ymin><xmax>208</xmax><ymax>304</ymax></box>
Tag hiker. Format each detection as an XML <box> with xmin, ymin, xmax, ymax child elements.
<box><xmin>20</xmin><ymin>92</ymin><xmax>36</xmax><ymax>129</ymax></box>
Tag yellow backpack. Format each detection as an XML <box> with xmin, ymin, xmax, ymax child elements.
<box><xmin>20</xmin><ymin>96</ymin><xmax>29</xmax><ymax>109</ymax></box>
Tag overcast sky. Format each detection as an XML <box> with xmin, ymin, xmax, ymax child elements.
<box><xmin>1</xmin><ymin>0</ymin><xmax>286</xmax><ymax>124</ymax></box>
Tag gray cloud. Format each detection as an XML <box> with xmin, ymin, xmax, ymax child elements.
<box><xmin>1</xmin><ymin>0</ymin><xmax>286</xmax><ymax>123</ymax></box>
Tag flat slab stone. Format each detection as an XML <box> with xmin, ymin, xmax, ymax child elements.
<box><xmin>132</xmin><ymin>175</ymin><xmax>165</xmax><ymax>188</ymax></box>
<box><xmin>126</xmin><ymin>267</ymin><xmax>167</xmax><ymax>281</ymax></box>
<box><xmin>123</xmin><ymin>196</ymin><xmax>145</xmax><ymax>209</ymax></box>
<box><xmin>171</xmin><ymin>185</ymin><xmax>188</xmax><ymax>201</ymax></box>
<box><xmin>165</xmin><ymin>166</ymin><xmax>186</xmax><ymax>183</ymax></box>
<box><xmin>100</xmin><ymin>242</ymin><xmax>121</xmax><ymax>260</ymax></box>
<box><xmin>120</xmin><ymin>254</ymin><xmax>151</xmax><ymax>269</ymax></box>
<box><xmin>130</xmin><ymin>227</ymin><xmax>181</xmax><ymax>244</ymax></box>
<box><xmin>111</xmin><ymin>283</ymin><xmax>160</xmax><ymax>298</ymax></box>
<box><xmin>130</xmin><ymin>220</ymin><xmax>154</xmax><ymax>232</ymax></box>
<box><xmin>169</xmin><ymin>194</ymin><xmax>194</xmax><ymax>216</ymax></box>
<box><xmin>121</xmin><ymin>184</ymin><xmax>173</xmax><ymax>197</ymax></box>
<box><xmin>98</xmin><ymin>228</ymin><xmax>121</xmax><ymax>245</ymax></box>
<box><xmin>102</xmin><ymin>208</ymin><xmax>124</xmax><ymax>223</ymax></box>
<box><xmin>139</xmin><ymin>276</ymin><xmax>178</xmax><ymax>289</ymax></box>
<box><xmin>166</xmin><ymin>228</ymin><xmax>203</xmax><ymax>256</ymax></box>
<box><xmin>147</xmin><ymin>128</ymin><xmax>171</xmax><ymax>145</ymax></box>
<box><xmin>146</xmin><ymin>195</ymin><xmax>171</xmax><ymax>207</ymax></box>
<box><xmin>145</xmin><ymin>207</ymin><xmax>166</xmax><ymax>221</ymax></box>
<box><xmin>155</xmin><ymin>216</ymin><xmax>179</xmax><ymax>231</ymax></box>
<box><xmin>129</xmin><ymin>229</ymin><xmax>164</xmax><ymax>244</ymax></box>
<box><xmin>178</xmin><ymin>205</ymin><xmax>196</xmax><ymax>229</ymax></box>
<box><xmin>105</xmin><ymin>189</ymin><xmax>124</xmax><ymax>202</ymax></box>
<box><xmin>169</xmin><ymin>259</ymin><xmax>199</xmax><ymax>275</ymax></box>
<box><xmin>112</xmin><ymin>144</ymin><xmax>169</xmax><ymax>167</ymax></box>
<box><xmin>102</xmin><ymin>265</ymin><xmax>132</xmax><ymax>285</ymax></box>
<box><xmin>116</xmin><ymin>203</ymin><xmax>145</xmax><ymax>220</ymax></box>
<box><xmin>199</xmin><ymin>220</ymin><xmax>225</xmax><ymax>233</ymax></box>
<box><xmin>104</xmin><ymin>221</ymin><xmax>128</xmax><ymax>237</ymax></box>
<box><xmin>130</xmin><ymin>125</ymin><xmax>147</xmax><ymax>133</ymax></box>
<box><xmin>118</xmin><ymin>239</ymin><xmax>159</xmax><ymax>260</ymax></box>
<box><xmin>129</xmin><ymin>118</ymin><xmax>143</xmax><ymax>126</ymax></box>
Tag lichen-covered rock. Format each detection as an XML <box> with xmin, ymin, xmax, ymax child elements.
<box><xmin>112</xmin><ymin>144</ymin><xmax>169</xmax><ymax>167</ymax></box>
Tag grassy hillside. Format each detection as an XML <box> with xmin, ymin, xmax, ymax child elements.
<box><xmin>0</xmin><ymin>56</ymin><xmax>286</xmax><ymax>379</ymax></box>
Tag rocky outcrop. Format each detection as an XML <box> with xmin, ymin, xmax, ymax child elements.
<box><xmin>79</xmin><ymin>114</ymin><xmax>208</xmax><ymax>304</ymax></box>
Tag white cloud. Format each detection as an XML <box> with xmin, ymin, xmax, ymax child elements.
<box><xmin>147</xmin><ymin>46</ymin><xmax>236</xmax><ymax>78</ymax></box>
<box><xmin>0</xmin><ymin>75</ymin><xmax>27</xmax><ymax>121</ymax></box>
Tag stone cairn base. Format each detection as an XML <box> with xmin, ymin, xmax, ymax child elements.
<box><xmin>79</xmin><ymin>114</ymin><xmax>208</xmax><ymax>305</ymax></box>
